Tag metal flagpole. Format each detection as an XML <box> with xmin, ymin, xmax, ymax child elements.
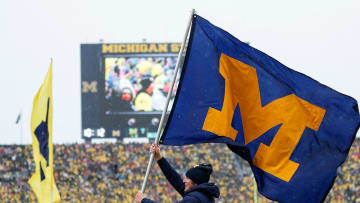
<box><xmin>141</xmin><ymin>8</ymin><xmax>195</xmax><ymax>193</ymax></box>
<box><xmin>20</xmin><ymin>110</ymin><xmax>23</xmax><ymax>145</ymax></box>
<box><xmin>253</xmin><ymin>177</ymin><xmax>258</xmax><ymax>203</ymax></box>
<box><xmin>50</xmin><ymin>58</ymin><xmax>54</xmax><ymax>203</ymax></box>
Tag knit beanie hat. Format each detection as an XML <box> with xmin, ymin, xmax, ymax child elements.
<box><xmin>185</xmin><ymin>163</ymin><xmax>213</xmax><ymax>184</ymax></box>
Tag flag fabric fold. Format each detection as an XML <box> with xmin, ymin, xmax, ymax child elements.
<box><xmin>28</xmin><ymin>61</ymin><xmax>60</xmax><ymax>202</ymax></box>
<box><xmin>160</xmin><ymin>14</ymin><xmax>360</xmax><ymax>202</ymax></box>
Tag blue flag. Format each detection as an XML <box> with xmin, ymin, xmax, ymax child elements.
<box><xmin>160</xmin><ymin>15</ymin><xmax>360</xmax><ymax>202</ymax></box>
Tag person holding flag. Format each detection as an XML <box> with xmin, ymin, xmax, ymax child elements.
<box><xmin>140</xmin><ymin>10</ymin><xmax>359</xmax><ymax>202</ymax></box>
<box><xmin>135</xmin><ymin>144</ymin><xmax>220</xmax><ymax>203</ymax></box>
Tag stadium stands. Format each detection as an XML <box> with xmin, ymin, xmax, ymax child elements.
<box><xmin>0</xmin><ymin>138</ymin><xmax>359</xmax><ymax>202</ymax></box>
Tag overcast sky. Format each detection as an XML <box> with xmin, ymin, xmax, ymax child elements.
<box><xmin>1</xmin><ymin>0</ymin><xmax>359</xmax><ymax>144</ymax></box>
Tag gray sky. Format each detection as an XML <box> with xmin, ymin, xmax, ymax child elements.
<box><xmin>1</xmin><ymin>0</ymin><xmax>359</xmax><ymax>144</ymax></box>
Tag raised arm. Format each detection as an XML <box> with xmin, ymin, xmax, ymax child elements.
<box><xmin>150</xmin><ymin>144</ymin><xmax>186</xmax><ymax>196</ymax></box>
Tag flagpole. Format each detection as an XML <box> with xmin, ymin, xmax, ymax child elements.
<box><xmin>51</xmin><ymin>58</ymin><xmax>54</xmax><ymax>203</ymax></box>
<box><xmin>141</xmin><ymin>8</ymin><xmax>195</xmax><ymax>193</ymax></box>
<box><xmin>253</xmin><ymin>177</ymin><xmax>258</xmax><ymax>203</ymax></box>
<box><xmin>20</xmin><ymin>110</ymin><xmax>23</xmax><ymax>145</ymax></box>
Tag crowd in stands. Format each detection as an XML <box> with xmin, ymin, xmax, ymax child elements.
<box><xmin>0</xmin><ymin>138</ymin><xmax>359</xmax><ymax>202</ymax></box>
<box><xmin>325</xmin><ymin>138</ymin><xmax>360</xmax><ymax>202</ymax></box>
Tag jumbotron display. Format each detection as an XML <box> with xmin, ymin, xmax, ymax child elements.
<box><xmin>81</xmin><ymin>43</ymin><xmax>181</xmax><ymax>142</ymax></box>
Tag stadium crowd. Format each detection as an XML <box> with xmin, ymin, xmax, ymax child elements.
<box><xmin>0</xmin><ymin>138</ymin><xmax>359</xmax><ymax>202</ymax></box>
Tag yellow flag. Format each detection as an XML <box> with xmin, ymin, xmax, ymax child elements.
<box><xmin>28</xmin><ymin>61</ymin><xmax>61</xmax><ymax>202</ymax></box>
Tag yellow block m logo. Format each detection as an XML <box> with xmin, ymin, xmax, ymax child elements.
<box><xmin>82</xmin><ymin>81</ymin><xmax>97</xmax><ymax>93</ymax></box>
<box><xmin>202</xmin><ymin>54</ymin><xmax>325</xmax><ymax>182</ymax></box>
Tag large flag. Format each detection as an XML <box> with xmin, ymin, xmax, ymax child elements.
<box><xmin>160</xmin><ymin>14</ymin><xmax>360</xmax><ymax>202</ymax></box>
<box><xmin>28</xmin><ymin>61</ymin><xmax>61</xmax><ymax>202</ymax></box>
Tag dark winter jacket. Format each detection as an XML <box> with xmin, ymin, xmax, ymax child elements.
<box><xmin>141</xmin><ymin>158</ymin><xmax>220</xmax><ymax>203</ymax></box>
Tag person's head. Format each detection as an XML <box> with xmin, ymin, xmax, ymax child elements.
<box><xmin>120</xmin><ymin>87</ymin><xmax>133</xmax><ymax>101</ymax></box>
<box><xmin>184</xmin><ymin>163</ymin><xmax>213</xmax><ymax>191</ymax></box>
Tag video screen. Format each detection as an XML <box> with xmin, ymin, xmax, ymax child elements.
<box><xmin>104</xmin><ymin>56</ymin><xmax>178</xmax><ymax>114</ymax></box>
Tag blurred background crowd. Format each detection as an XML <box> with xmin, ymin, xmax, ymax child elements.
<box><xmin>0</xmin><ymin>138</ymin><xmax>359</xmax><ymax>202</ymax></box>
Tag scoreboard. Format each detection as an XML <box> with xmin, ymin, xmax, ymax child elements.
<box><xmin>81</xmin><ymin>43</ymin><xmax>181</xmax><ymax>142</ymax></box>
